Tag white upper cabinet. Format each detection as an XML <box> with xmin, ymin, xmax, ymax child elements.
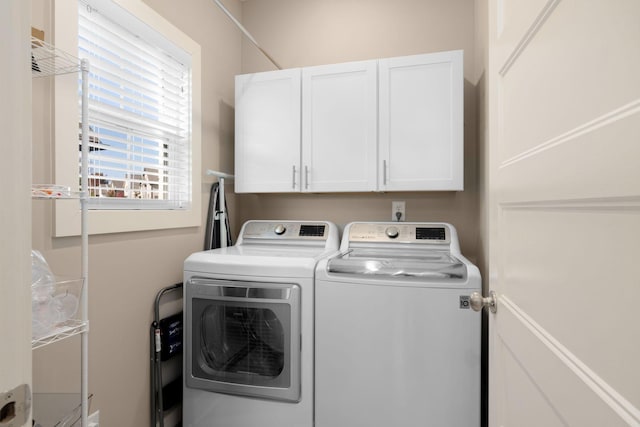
<box><xmin>234</xmin><ymin>50</ymin><xmax>464</xmax><ymax>193</ymax></box>
<box><xmin>379</xmin><ymin>50</ymin><xmax>464</xmax><ymax>191</ymax></box>
<box><xmin>302</xmin><ymin>60</ymin><xmax>378</xmax><ymax>192</ymax></box>
<box><xmin>235</xmin><ymin>68</ymin><xmax>302</xmax><ymax>193</ymax></box>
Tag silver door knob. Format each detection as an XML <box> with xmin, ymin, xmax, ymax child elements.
<box><xmin>274</xmin><ymin>224</ymin><xmax>286</xmax><ymax>235</ymax></box>
<box><xmin>470</xmin><ymin>291</ymin><xmax>497</xmax><ymax>313</ymax></box>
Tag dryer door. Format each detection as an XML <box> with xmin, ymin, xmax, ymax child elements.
<box><xmin>186</xmin><ymin>278</ymin><xmax>301</xmax><ymax>402</ymax></box>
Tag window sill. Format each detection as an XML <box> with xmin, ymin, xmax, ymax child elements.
<box><xmin>54</xmin><ymin>200</ymin><xmax>201</xmax><ymax>236</ymax></box>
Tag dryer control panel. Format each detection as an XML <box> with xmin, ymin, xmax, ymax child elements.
<box><xmin>241</xmin><ymin>221</ymin><xmax>331</xmax><ymax>241</ymax></box>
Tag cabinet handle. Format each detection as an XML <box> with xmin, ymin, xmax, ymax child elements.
<box><xmin>292</xmin><ymin>165</ymin><xmax>297</xmax><ymax>190</ymax></box>
<box><xmin>383</xmin><ymin>160</ymin><xmax>387</xmax><ymax>186</ymax></box>
<box><xmin>305</xmin><ymin>165</ymin><xmax>309</xmax><ymax>190</ymax></box>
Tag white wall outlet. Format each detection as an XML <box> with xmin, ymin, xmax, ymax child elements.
<box><xmin>392</xmin><ymin>201</ymin><xmax>406</xmax><ymax>222</ymax></box>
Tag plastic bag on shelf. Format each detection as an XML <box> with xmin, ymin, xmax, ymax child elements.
<box><xmin>32</xmin><ymin>250</ymin><xmax>55</xmax><ymax>301</ymax></box>
<box><xmin>32</xmin><ymin>250</ymin><xmax>57</xmax><ymax>338</ymax></box>
<box><xmin>31</xmin><ymin>250</ymin><xmax>79</xmax><ymax>339</ymax></box>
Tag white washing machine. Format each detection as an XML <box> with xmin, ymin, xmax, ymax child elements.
<box><xmin>183</xmin><ymin>220</ymin><xmax>339</xmax><ymax>427</ymax></box>
<box><xmin>315</xmin><ymin>222</ymin><xmax>481</xmax><ymax>427</ymax></box>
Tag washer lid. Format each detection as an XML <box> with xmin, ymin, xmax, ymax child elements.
<box><xmin>326</xmin><ymin>249</ymin><xmax>467</xmax><ymax>280</ymax></box>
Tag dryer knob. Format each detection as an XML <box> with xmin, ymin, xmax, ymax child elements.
<box><xmin>385</xmin><ymin>226</ymin><xmax>399</xmax><ymax>239</ymax></box>
<box><xmin>274</xmin><ymin>224</ymin><xmax>287</xmax><ymax>235</ymax></box>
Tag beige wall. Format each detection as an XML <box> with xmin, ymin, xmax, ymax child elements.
<box><xmin>30</xmin><ymin>0</ymin><xmax>241</xmax><ymax>426</ymax></box>
<box><xmin>237</xmin><ymin>0</ymin><xmax>481</xmax><ymax>259</ymax></box>
<box><xmin>30</xmin><ymin>1</ymin><xmax>482</xmax><ymax>425</ymax></box>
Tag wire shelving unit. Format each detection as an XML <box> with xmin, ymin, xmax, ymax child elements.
<box><xmin>31</xmin><ymin>34</ymin><xmax>92</xmax><ymax>427</ymax></box>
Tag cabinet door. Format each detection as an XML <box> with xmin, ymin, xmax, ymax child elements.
<box><xmin>235</xmin><ymin>69</ymin><xmax>301</xmax><ymax>193</ymax></box>
<box><xmin>379</xmin><ymin>51</ymin><xmax>463</xmax><ymax>191</ymax></box>
<box><xmin>302</xmin><ymin>60</ymin><xmax>377</xmax><ymax>192</ymax></box>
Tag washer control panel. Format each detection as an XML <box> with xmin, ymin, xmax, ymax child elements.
<box><xmin>348</xmin><ymin>222</ymin><xmax>451</xmax><ymax>244</ymax></box>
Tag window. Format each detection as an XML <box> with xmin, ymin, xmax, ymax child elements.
<box><xmin>53</xmin><ymin>0</ymin><xmax>202</xmax><ymax>236</ymax></box>
<box><xmin>79</xmin><ymin>1</ymin><xmax>191</xmax><ymax>210</ymax></box>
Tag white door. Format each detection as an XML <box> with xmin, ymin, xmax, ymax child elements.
<box><xmin>379</xmin><ymin>51</ymin><xmax>463</xmax><ymax>191</ymax></box>
<box><xmin>235</xmin><ymin>68</ymin><xmax>301</xmax><ymax>193</ymax></box>
<box><xmin>301</xmin><ymin>60</ymin><xmax>377</xmax><ymax>192</ymax></box>
<box><xmin>1</xmin><ymin>1</ymin><xmax>33</xmax><ymax>426</ymax></box>
<box><xmin>487</xmin><ymin>1</ymin><xmax>640</xmax><ymax>426</ymax></box>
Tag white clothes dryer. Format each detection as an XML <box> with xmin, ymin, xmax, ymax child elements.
<box><xmin>183</xmin><ymin>220</ymin><xmax>339</xmax><ymax>427</ymax></box>
<box><xmin>314</xmin><ymin>222</ymin><xmax>481</xmax><ymax>427</ymax></box>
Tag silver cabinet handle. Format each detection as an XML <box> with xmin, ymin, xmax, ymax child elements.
<box><xmin>292</xmin><ymin>165</ymin><xmax>297</xmax><ymax>189</ymax></box>
<box><xmin>305</xmin><ymin>165</ymin><xmax>309</xmax><ymax>190</ymax></box>
<box><xmin>383</xmin><ymin>160</ymin><xmax>387</xmax><ymax>186</ymax></box>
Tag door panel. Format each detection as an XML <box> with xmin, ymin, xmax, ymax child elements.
<box><xmin>498</xmin><ymin>0</ymin><xmax>551</xmax><ymax>44</ymax></box>
<box><xmin>488</xmin><ymin>0</ymin><xmax>640</xmax><ymax>426</ymax></box>
<box><xmin>500</xmin><ymin>207</ymin><xmax>640</xmax><ymax>404</ymax></box>
<box><xmin>500</xmin><ymin>346</ymin><xmax>566</xmax><ymax>427</ymax></box>
<box><xmin>498</xmin><ymin>113</ymin><xmax>640</xmax><ymax>202</ymax></box>
<box><xmin>497</xmin><ymin>301</ymin><xmax>636</xmax><ymax>426</ymax></box>
<box><xmin>499</xmin><ymin>0</ymin><xmax>640</xmax><ymax>163</ymax></box>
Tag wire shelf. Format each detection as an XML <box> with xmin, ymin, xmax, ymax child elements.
<box><xmin>32</xmin><ymin>193</ymin><xmax>86</xmax><ymax>200</ymax></box>
<box><xmin>31</xmin><ymin>36</ymin><xmax>80</xmax><ymax>77</ymax></box>
<box><xmin>33</xmin><ymin>393</ymin><xmax>94</xmax><ymax>427</ymax></box>
<box><xmin>31</xmin><ymin>184</ymin><xmax>85</xmax><ymax>200</ymax></box>
<box><xmin>32</xmin><ymin>277</ymin><xmax>87</xmax><ymax>350</ymax></box>
<box><xmin>32</xmin><ymin>319</ymin><xmax>89</xmax><ymax>350</ymax></box>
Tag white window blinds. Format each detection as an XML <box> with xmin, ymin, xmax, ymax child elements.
<box><xmin>78</xmin><ymin>1</ymin><xmax>192</xmax><ymax>209</ymax></box>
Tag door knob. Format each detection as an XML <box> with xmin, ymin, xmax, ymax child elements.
<box><xmin>470</xmin><ymin>291</ymin><xmax>497</xmax><ymax>313</ymax></box>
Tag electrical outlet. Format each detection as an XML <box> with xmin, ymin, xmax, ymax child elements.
<box><xmin>392</xmin><ymin>201</ymin><xmax>405</xmax><ymax>222</ymax></box>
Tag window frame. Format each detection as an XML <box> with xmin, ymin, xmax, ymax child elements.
<box><xmin>54</xmin><ymin>0</ymin><xmax>201</xmax><ymax>236</ymax></box>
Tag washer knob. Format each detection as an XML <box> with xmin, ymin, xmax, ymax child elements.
<box><xmin>385</xmin><ymin>226</ymin><xmax>399</xmax><ymax>239</ymax></box>
<box><xmin>274</xmin><ymin>224</ymin><xmax>287</xmax><ymax>235</ymax></box>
